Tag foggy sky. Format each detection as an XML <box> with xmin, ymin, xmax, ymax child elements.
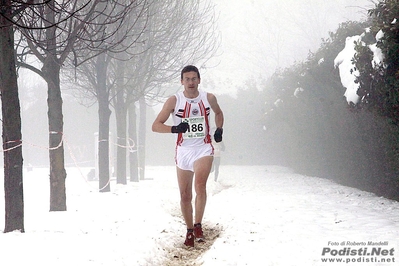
<box><xmin>201</xmin><ymin>0</ymin><xmax>372</xmax><ymax>96</ymax></box>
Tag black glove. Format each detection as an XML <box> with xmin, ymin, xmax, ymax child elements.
<box><xmin>171</xmin><ymin>122</ymin><xmax>189</xmax><ymax>133</ymax></box>
<box><xmin>214</xmin><ymin>127</ymin><xmax>223</xmax><ymax>143</ymax></box>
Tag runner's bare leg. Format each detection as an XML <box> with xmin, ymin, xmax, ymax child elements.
<box><xmin>193</xmin><ymin>156</ymin><xmax>213</xmax><ymax>224</ymax></box>
<box><xmin>177</xmin><ymin>168</ymin><xmax>194</xmax><ymax>229</ymax></box>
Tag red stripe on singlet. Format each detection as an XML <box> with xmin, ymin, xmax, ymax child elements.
<box><xmin>176</xmin><ymin>101</ymin><xmax>191</xmax><ymax>146</ymax></box>
<box><xmin>199</xmin><ymin>100</ymin><xmax>211</xmax><ymax>144</ymax></box>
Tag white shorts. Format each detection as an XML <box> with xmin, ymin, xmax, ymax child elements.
<box><xmin>175</xmin><ymin>144</ymin><xmax>214</xmax><ymax>172</ymax></box>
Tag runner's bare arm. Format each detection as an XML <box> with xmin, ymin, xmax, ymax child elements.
<box><xmin>207</xmin><ymin>93</ymin><xmax>224</xmax><ymax>129</ymax></box>
<box><xmin>152</xmin><ymin>96</ymin><xmax>177</xmax><ymax>133</ymax></box>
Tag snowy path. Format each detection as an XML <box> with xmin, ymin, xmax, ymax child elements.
<box><xmin>1</xmin><ymin>165</ymin><xmax>398</xmax><ymax>265</ymax></box>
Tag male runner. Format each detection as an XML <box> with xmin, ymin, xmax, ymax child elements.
<box><xmin>152</xmin><ymin>65</ymin><xmax>224</xmax><ymax>247</ymax></box>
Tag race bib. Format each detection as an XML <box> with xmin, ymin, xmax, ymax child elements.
<box><xmin>182</xmin><ymin>116</ymin><xmax>206</xmax><ymax>139</ymax></box>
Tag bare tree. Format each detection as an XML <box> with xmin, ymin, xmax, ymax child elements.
<box><xmin>13</xmin><ymin>0</ymin><xmax>140</xmax><ymax>206</ymax></box>
<box><xmin>62</xmin><ymin>0</ymin><xmax>150</xmax><ymax>189</ymax></box>
<box><xmin>0</xmin><ymin>0</ymin><xmax>24</xmax><ymax>233</ymax></box>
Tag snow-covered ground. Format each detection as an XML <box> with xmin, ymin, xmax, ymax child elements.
<box><xmin>1</xmin><ymin>165</ymin><xmax>398</xmax><ymax>265</ymax></box>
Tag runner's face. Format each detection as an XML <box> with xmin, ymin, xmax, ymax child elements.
<box><xmin>181</xmin><ymin>71</ymin><xmax>200</xmax><ymax>92</ymax></box>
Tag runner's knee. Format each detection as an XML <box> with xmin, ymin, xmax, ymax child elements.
<box><xmin>180</xmin><ymin>191</ymin><xmax>192</xmax><ymax>203</ymax></box>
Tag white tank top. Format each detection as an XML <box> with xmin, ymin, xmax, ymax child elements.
<box><xmin>173</xmin><ymin>90</ymin><xmax>212</xmax><ymax>147</ymax></box>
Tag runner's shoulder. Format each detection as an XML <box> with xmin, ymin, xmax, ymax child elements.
<box><xmin>164</xmin><ymin>95</ymin><xmax>177</xmax><ymax>110</ymax></box>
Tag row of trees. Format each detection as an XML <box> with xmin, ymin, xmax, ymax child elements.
<box><xmin>1</xmin><ymin>0</ymin><xmax>219</xmax><ymax>233</ymax></box>
<box><xmin>66</xmin><ymin>1</ymin><xmax>219</xmax><ymax>190</ymax></box>
<box><xmin>260</xmin><ymin>0</ymin><xmax>399</xmax><ymax>200</ymax></box>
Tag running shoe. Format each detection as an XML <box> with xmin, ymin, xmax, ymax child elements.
<box><xmin>184</xmin><ymin>230</ymin><xmax>195</xmax><ymax>247</ymax></box>
<box><xmin>194</xmin><ymin>223</ymin><xmax>204</xmax><ymax>241</ymax></box>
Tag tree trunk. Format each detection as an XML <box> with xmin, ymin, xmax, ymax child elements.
<box><xmin>115</xmin><ymin>60</ymin><xmax>127</xmax><ymax>185</ymax></box>
<box><xmin>44</xmin><ymin>57</ymin><xmax>67</xmax><ymax>211</ymax></box>
<box><xmin>96</xmin><ymin>53</ymin><xmax>111</xmax><ymax>192</ymax></box>
<box><xmin>128</xmin><ymin>103</ymin><xmax>139</xmax><ymax>182</ymax></box>
<box><xmin>0</xmin><ymin>2</ymin><xmax>25</xmax><ymax>232</ymax></box>
<box><xmin>138</xmin><ymin>97</ymin><xmax>146</xmax><ymax>180</ymax></box>
<box><xmin>115</xmin><ymin>109</ymin><xmax>127</xmax><ymax>184</ymax></box>
<box><xmin>41</xmin><ymin>0</ymin><xmax>66</xmax><ymax>211</ymax></box>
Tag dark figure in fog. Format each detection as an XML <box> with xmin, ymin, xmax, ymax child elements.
<box><xmin>212</xmin><ymin>140</ymin><xmax>225</xmax><ymax>181</ymax></box>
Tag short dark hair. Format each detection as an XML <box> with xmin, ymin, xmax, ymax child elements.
<box><xmin>181</xmin><ymin>65</ymin><xmax>200</xmax><ymax>80</ymax></box>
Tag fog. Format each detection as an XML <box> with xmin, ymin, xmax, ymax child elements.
<box><xmin>11</xmin><ymin>0</ymin><xmax>372</xmax><ymax>171</ymax></box>
<box><xmin>201</xmin><ymin>0</ymin><xmax>371</xmax><ymax>95</ymax></box>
